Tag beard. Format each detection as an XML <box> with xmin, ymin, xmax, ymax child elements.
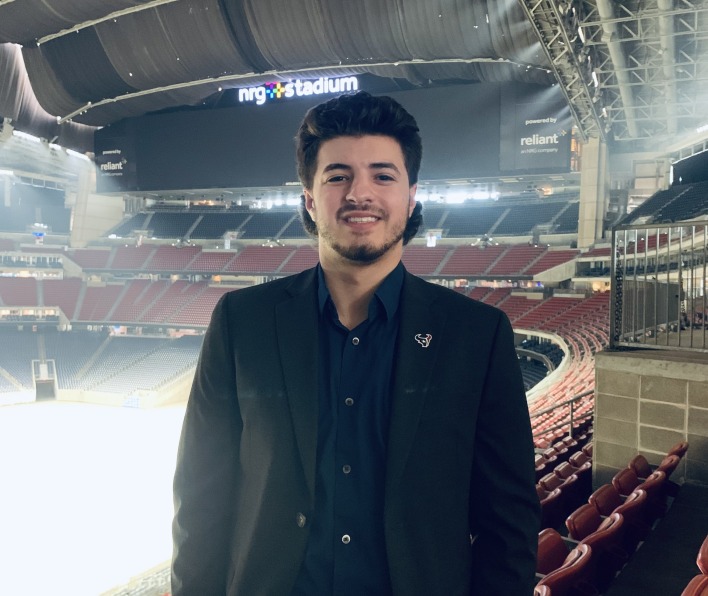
<box><xmin>317</xmin><ymin>206</ymin><xmax>408</xmax><ymax>265</ymax></box>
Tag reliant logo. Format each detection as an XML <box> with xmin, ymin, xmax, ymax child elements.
<box><xmin>238</xmin><ymin>76</ymin><xmax>359</xmax><ymax>106</ymax></box>
<box><xmin>520</xmin><ymin>133</ymin><xmax>560</xmax><ymax>146</ymax></box>
<box><xmin>98</xmin><ymin>149</ymin><xmax>127</xmax><ymax>176</ymax></box>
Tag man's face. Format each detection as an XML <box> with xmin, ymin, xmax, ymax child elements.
<box><xmin>304</xmin><ymin>135</ymin><xmax>416</xmax><ymax>267</ymax></box>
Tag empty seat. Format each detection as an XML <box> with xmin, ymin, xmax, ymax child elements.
<box><xmin>535</xmin><ymin>543</ymin><xmax>598</xmax><ymax>596</ymax></box>
<box><xmin>571</xmin><ymin>461</ymin><xmax>593</xmax><ymax>505</ymax></box>
<box><xmin>628</xmin><ymin>454</ymin><xmax>653</xmax><ymax>479</ymax></box>
<box><xmin>540</xmin><ymin>488</ymin><xmax>566</xmax><ymax>531</ymax></box>
<box><xmin>588</xmin><ymin>484</ymin><xmax>623</xmax><ymax>517</ymax></box>
<box><xmin>657</xmin><ymin>454</ymin><xmax>681</xmax><ymax>480</ymax></box>
<box><xmin>566</xmin><ymin>503</ymin><xmax>603</xmax><ymax>541</ymax></box>
<box><xmin>540</xmin><ymin>472</ymin><xmax>565</xmax><ymax>492</ymax></box>
<box><xmin>612</xmin><ymin>468</ymin><xmax>641</xmax><ymax>497</ymax></box>
<box><xmin>554</xmin><ymin>462</ymin><xmax>577</xmax><ymax>481</ymax></box>
<box><xmin>668</xmin><ymin>440</ymin><xmax>689</xmax><ymax>459</ymax></box>
<box><xmin>697</xmin><ymin>533</ymin><xmax>708</xmax><ymax>575</ymax></box>
<box><xmin>537</xmin><ymin>528</ymin><xmax>571</xmax><ymax>575</ymax></box>
<box><xmin>681</xmin><ymin>574</ymin><xmax>708</xmax><ymax>596</ymax></box>
<box><xmin>638</xmin><ymin>470</ymin><xmax>669</xmax><ymax>522</ymax></box>
<box><xmin>569</xmin><ymin>450</ymin><xmax>591</xmax><ymax>469</ymax></box>
<box><xmin>613</xmin><ymin>489</ymin><xmax>651</xmax><ymax>554</ymax></box>
<box><xmin>629</xmin><ymin>453</ymin><xmax>681</xmax><ymax>481</ymax></box>
<box><xmin>580</xmin><ymin>513</ymin><xmax>627</xmax><ymax>591</ymax></box>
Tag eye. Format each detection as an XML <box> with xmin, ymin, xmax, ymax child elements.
<box><xmin>326</xmin><ymin>174</ymin><xmax>348</xmax><ymax>183</ymax></box>
<box><xmin>375</xmin><ymin>173</ymin><xmax>395</xmax><ymax>182</ymax></box>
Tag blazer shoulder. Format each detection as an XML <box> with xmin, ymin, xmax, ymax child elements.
<box><xmin>221</xmin><ymin>267</ymin><xmax>316</xmax><ymax>309</ymax></box>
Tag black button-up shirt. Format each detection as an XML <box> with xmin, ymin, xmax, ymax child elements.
<box><xmin>291</xmin><ymin>263</ymin><xmax>404</xmax><ymax>595</ymax></box>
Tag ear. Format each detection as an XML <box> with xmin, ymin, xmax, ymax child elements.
<box><xmin>408</xmin><ymin>184</ymin><xmax>417</xmax><ymax>217</ymax></box>
<box><xmin>304</xmin><ymin>188</ymin><xmax>316</xmax><ymax>220</ymax></box>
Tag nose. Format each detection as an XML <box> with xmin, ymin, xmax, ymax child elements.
<box><xmin>345</xmin><ymin>176</ymin><xmax>373</xmax><ymax>204</ymax></box>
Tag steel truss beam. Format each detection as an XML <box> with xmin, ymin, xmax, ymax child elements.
<box><xmin>517</xmin><ymin>0</ymin><xmax>607</xmax><ymax>141</ymax></box>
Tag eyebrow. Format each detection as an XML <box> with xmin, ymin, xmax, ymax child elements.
<box><xmin>322</xmin><ymin>162</ymin><xmax>401</xmax><ymax>174</ymax></box>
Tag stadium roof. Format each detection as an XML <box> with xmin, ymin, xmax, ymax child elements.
<box><xmin>1</xmin><ymin>0</ymin><xmax>707</xmax><ymax>155</ymax></box>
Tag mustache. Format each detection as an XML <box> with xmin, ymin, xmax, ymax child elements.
<box><xmin>336</xmin><ymin>204</ymin><xmax>387</xmax><ymax>219</ymax></box>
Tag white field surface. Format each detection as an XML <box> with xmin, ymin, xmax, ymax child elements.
<box><xmin>0</xmin><ymin>401</ymin><xmax>186</xmax><ymax>595</ymax></box>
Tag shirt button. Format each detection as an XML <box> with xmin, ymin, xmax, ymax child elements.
<box><xmin>352</xmin><ymin>337</ymin><xmax>359</xmax><ymax>345</ymax></box>
<box><xmin>342</xmin><ymin>534</ymin><xmax>351</xmax><ymax>544</ymax></box>
<box><xmin>344</xmin><ymin>397</ymin><xmax>354</xmax><ymax>406</ymax></box>
<box><xmin>296</xmin><ymin>513</ymin><xmax>306</xmax><ymax>528</ymax></box>
<box><xmin>342</xmin><ymin>464</ymin><xmax>351</xmax><ymax>474</ymax></box>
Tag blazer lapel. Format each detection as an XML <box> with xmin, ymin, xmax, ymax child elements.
<box><xmin>275</xmin><ymin>269</ymin><xmax>319</xmax><ymax>500</ymax></box>
<box><xmin>386</xmin><ymin>273</ymin><xmax>448</xmax><ymax>492</ymax></box>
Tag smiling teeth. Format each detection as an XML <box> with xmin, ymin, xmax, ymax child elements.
<box><xmin>347</xmin><ymin>217</ymin><xmax>377</xmax><ymax>223</ymax></box>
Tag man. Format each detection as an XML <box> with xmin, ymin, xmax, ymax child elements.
<box><xmin>172</xmin><ymin>91</ymin><xmax>540</xmax><ymax>595</ymax></box>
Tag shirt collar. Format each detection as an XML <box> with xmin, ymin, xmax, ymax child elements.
<box><xmin>317</xmin><ymin>261</ymin><xmax>405</xmax><ymax>322</ymax></box>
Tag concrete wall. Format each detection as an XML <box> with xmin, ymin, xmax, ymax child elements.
<box><xmin>594</xmin><ymin>348</ymin><xmax>708</xmax><ymax>488</ymax></box>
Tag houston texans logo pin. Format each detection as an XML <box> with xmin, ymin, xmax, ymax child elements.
<box><xmin>414</xmin><ymin>333</ymin><xmax>432</xmax><ymax>348</ymax></box>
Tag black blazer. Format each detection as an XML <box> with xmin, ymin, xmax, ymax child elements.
<box><xmin>172</xmin><ymin>267</ymin><xmax>540</xmax><ymax>595</ymax></box>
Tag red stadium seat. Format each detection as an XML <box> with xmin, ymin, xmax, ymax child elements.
<box><xmin>681</xmin><ymin>574</ymin><xmax>708</xmax><ymax>596</ymax></box>
<box><xmin>588</xmin><ymin>484</ymin><xmax>623</xmax><ymax>517</ymax></box>
<box><xmin>613</xmin><ymin>489</ymin><xmax>650</xmax><ymax>554</ymax></box>
<box><xmin>537</xmin><ymin>528</ymin><xmax>571</xmax><ymax>575</ymax></box>
<box><xmin>628</xmin><ymin>454</ymin><xmax>653</xmax><ymax>479</ymax></box>
<box><xmin>535</xmin><ymin>544</ymin><xmax>598</xmax><ymax>596</ymax></box>
<box><xmin>566</xmin><ymin>503</ymin><xmax>603</xmax><ymax>541</ymax></box>
<box><xmin>668</xmin><ymin>440</ymin><xmax>689</xmax><ymax>459</ymax></box>
<box><xmin>612</xmin><ymin>468</ymin><xmax>641</xmax><ymax>497</ymax></box>
<box><xmin>697</xmin><ymin>533</ymin><xmax>708</xmax><ymax>576</ymax></box>
<box><xmin>639</xmin><ymin>470</ymin><xmax>669</xmax><ymax>522</ymax></box>
<box><xmin>540</xmin><ymin>488</ymin><xmax>566</xmax><ymax>531</ymax></box>
<box><xmin>569</xmin><ymin>450</ymin><xmax>591</xmax><ymax>469</ymax></box>
<box><xmin>580</xmin><ymin>513</ymin><xmax>627</xmax><ymax>591</ymax></box>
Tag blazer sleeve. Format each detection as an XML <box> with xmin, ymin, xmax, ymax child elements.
<box><xmin>468</xmin><ymin>311</ymin><xmax>541</xmax><ymax>595</ymax></box>
<box><xmin>172</xmin><ymin>293</ymin><xmax>242</xmax><ymax>595</ymax></box>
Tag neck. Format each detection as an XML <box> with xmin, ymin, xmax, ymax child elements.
<box><xmin>320</xmin><ymin>247</ymin><xmax>401</xmax><ymax>330</ymax></box>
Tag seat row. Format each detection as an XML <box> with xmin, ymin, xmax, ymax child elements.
<box><xmin>534</xmin><ymin>441</ymin><xmax>689</xmax><ymax>595</ymax></box>
<box><xmin>537</xmin><ymin>442</ymin><xmax>594</xmax><ymax>532</ymax></box>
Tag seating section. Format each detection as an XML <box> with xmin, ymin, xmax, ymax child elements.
<box><xmin>535</xmin><ymin>442</ymin><xmax>693</xmax><ymax>595</ymax></box>
<box><xmin>0</xmin><ymin>277</ymin><xmax>38</xmax><ymax>306</ymax></box>
<box><xmin>554</xmin><ymin>202</ymin><xmax>580</xmax><ymax>233</ymax></box>
<box><xmin>444</xmin><ymin>205</ymin><xmax>507</xmax><ymax>236</ymax></box>
<box><xmin>111</xmin><ymin>246</ymin><xmax>156</xmax><ymax>270</ymax></box>
<box><xmin>400</xmin><ymin>246</ymin><xmax>452</xmax><ymax>275</ymax></box>
<box><xmin>239</xmin><ymin>212</ymin><xmax>295</xmax><ymax>239</ymax></box>
<box><xmin>620</xmin><ymin>180</ymin><xmax>708</xmax><ymax>225</ymax></box>
<box><xmin>42</xmin><ymin>278</ymin><xmax>82</xmax><ymax>319</ymax></box>
<box><xmin>525</xmin><ymin>249</ymin><xmax>579</xmax><ymax>275</ymax></box>
<box><xmin>107</xmin><ymin>199</ymin><xmax>582</xmax><ymax>242</ymax></box>
<box><xmin>144</xmin><ymin>245</ymin><xmax>201</xmax><ymax>271</ymax></box>
<box><xmin>224</xmin><ymin>246</ymin><xmax>295</xmax><ymax>273</ymax></box>
<box><xmin>280</xmin><ymin>245</ymin><xmax>319</xmax><ymax>274</ymax></box>
<box><xmin>488</xmin><ymin>245</ymin><xmax>546</xmax><ymax>275</ymax></box>
<box><xmin>439</xmin><ymin>245</ymin><xmax>506</xmax><ymax>276</ymax></box>
<box><xmin>494</xmin><ymin>202</ymin><xmax>567</xmax><ymax>235</ymax></box>
<box><xmin>57</xmin><ymin>242</ymin><xmax>586</xmax><ymax>279</ymax></box>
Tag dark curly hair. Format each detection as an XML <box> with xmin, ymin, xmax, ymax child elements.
<box><xmin>295</xmin><ymin>91</ymin><xmax>423</xmax><ymax>244</ymax></box>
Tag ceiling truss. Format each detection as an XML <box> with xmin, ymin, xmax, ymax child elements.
<box><xmin>519</xmin><ymin>0</ymin><xmax>708</xmax><ymax>145</ymax></box>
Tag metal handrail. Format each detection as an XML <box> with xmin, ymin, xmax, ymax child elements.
<box><xmin>530</xmin><ymin>388</ymin><xmax>594</xmax><ymax>440</ymax></box>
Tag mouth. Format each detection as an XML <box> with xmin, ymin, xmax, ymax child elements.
<box><xmin>344</xmin><ymin>215</ymin><xmax>380</xmax><ymax>223</ymax></box>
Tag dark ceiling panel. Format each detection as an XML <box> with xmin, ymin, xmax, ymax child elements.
<box><xmin>0</xmin><ymin>0</ymin><xmax>143</xmax><ymax>44</ymax></box>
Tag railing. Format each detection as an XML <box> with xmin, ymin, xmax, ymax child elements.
<box><xmin>530</xmin><ymin>389</ymin><xmax>594</xmax><ymax>441</ymax></box>
<box><xmin>611</xmin><ymin>223</ymin><xmax>708</xmax><ymax>352</ymax></box>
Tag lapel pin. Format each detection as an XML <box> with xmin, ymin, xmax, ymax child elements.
<box><xmin>414</xmin><ymin>333</ymin><xmax>432</xmax><ymax>348</ymax></box>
